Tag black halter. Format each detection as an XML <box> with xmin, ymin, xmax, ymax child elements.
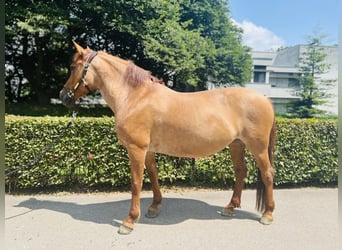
<box><xmin>66</xmin><ymin>50</ymin><xmax>98</xmax><ymax>98</ymax></box>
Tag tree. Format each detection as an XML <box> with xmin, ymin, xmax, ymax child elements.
<box><xmin>179</xmin><ymin>0</ymin><xmax>252</xmax><ymax>89</ymax></box>
<box><xmin>5</xmin><ymin>0</ymin><xmax>252</xmax><ymax>103</ymax></box>
<box><xmin>5</xmin><ymin>0</ymin><xmax>72</xmax><ymax>103</ymax></box>
<box><xmin>290</xmin><ymin>34</ymin><xmax>334</xmax><ymax>118</ymax></box>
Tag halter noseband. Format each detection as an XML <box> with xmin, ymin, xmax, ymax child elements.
<box><xmin>66</xmin><ymin>50</ymin><xmax>98</xmax><ymax>98</ymax></box>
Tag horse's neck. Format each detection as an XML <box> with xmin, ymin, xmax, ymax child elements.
<box><xmin>96</xmin><ymin>54</ymin><xmax>131</xmax><ymax>114</ymax></box>
<box><xmin>100</xmin><ymin>78</ymin><xmax>132</xmax><ymax>116</ymax></box>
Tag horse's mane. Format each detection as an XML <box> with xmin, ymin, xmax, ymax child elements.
<box><xmin>95</xmin><ymin>51</ymin><xmax>164</xmax><ymax>87</ymax></box>
<box><xmin>124</xmin><ymin>62</ymin><xmax>165</xmax><ymax>87</ymax></box>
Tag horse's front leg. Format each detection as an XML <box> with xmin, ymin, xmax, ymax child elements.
<box><xmin>118</xmin><ymin>147</ymin><xmax>146</xmax><ymax>235</ymax></box>
<box><xmin>145</xmin><ymin>152</ymin><xmax>162</xmax><ymax>218</ymax></box>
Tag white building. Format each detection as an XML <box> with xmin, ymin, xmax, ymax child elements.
<box><xmin>246</xmin><ymin>45</ymin><xmax>338</xmax><ymax>115</ymax></box>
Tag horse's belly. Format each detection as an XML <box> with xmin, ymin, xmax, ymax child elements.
<box><xmin>149</xmin><ymin>132</ymin><xmax>233</xmax><ymax>158</ymax></box>
<box><xmin>148</xmin><ymin>100</ymin><xmax>239</xmax><ymax>157</ymax></box>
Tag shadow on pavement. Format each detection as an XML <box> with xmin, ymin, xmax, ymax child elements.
<box><xmin>11</xmin><ymin>196</ymin><xmax>260</xmax><ymax>227</ymax></box>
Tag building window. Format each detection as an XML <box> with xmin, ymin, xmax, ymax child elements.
<box><xmin>269</xmin><ymin>72</ymin><xmax>299</xmax><ymax>87</ymax></box>
<box><xmin>253</xmin><ymin>65</ymin><xmax>266</xmax><ymax>83</ymax></box>
<box><xmin>288</xmin><ymin>76</ymin><xmax>299</xmax><ymax>87</ymax></box>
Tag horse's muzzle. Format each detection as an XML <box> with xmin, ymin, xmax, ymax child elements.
<box><xmin>59</xmin><ymin>87</ymin><xmax>77</xmax><ymax>110</ymax></box>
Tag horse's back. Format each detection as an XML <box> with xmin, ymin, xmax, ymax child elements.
<box><xmin>163</xmin><ymin>87</ymin><xmax>274</xmax><ymax>127</ymax></box>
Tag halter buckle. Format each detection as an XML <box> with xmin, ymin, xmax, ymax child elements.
<box><xmin>67</xmin><ymin>89</ymin><xmax>75</xmax><ymax>98</ymax></box>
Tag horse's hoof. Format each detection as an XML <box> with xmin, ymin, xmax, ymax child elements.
<box><xmin>260</xmin><ymin>215</ymin><xmax>273</xmax><ymax>225</ymax></box>
<box><xmin>118</xmin><ymin>224</ymin><xmax>134</xmax><ymax>235</ymax></box>
<box><xmin>145</xmin><ymin>207</ymin><xmax>160</xmax><ymax>218</ymax></box>
<box><xmin>221</xmin><ymin>207</ymin><xmax>235</xmax><ymax>217</ymax></box>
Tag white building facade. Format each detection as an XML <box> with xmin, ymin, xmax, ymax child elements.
<box><xmin>246</xmin><ymin>45</ymin><xmax>338</xmax><ymax>115</ymax></box>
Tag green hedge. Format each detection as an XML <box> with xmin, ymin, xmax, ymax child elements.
<box><xmin>5</xmin><ymin>115</ymin><xmax>338</xmax><ymax>191</ymax></box>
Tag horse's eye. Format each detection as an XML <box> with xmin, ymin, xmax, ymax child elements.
<box><xmin>69</xmin><ymin>65</ymin><xmax>76</xmax><ymax>72</ymax></box>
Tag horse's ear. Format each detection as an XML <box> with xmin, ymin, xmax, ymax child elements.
<box><xmin>72</xmin><ymin>40</ymin><xmax>84</xmax><ymax>55</ymax></box>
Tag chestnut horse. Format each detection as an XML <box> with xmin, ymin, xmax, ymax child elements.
<box><xmin>60</xmin><ymin>41</ymin><xmax>276</xmax><ymax>234</ymax></box>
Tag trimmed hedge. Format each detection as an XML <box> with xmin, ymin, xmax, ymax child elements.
<box><xmin>5</xmin><ymin>115</ymin><xmax>338</xmax><ymax>191</ymax></box>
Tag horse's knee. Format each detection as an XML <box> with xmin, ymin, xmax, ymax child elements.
<box><xmin>131</xmin><ymin>180</ymin><xmax>143</xmax><ymax>194</ymax></box>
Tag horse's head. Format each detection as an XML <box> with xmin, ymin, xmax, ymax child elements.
<box><xmin>59</xmin><ymin>41</ymin><xmax>98</xmax><ymax>109</ymax></box>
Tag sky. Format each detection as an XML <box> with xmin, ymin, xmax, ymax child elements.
<box><xmin>229</xmin><ymin>0</ymin><xmax>340</xmax><ymax>51</ymax></box>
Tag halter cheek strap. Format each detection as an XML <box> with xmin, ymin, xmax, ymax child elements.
<box><xmin>67</xmin><ymin>51</ymin><xmax>98</xmax><ymax>98</ymax></box>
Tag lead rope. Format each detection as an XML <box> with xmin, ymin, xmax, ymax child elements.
<box><xmin>5</xmin><ymin>111</ymin><xmax>78</xmax><ymax>177</ymax></box>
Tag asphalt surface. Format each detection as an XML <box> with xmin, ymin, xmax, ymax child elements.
<box><xmin>5</xmin><ymin>188</ymin><xmax>339</xmax><ymax>250</ymax></box>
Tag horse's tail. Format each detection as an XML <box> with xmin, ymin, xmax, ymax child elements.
<box><xmin>256</xmin><ymin>119</ymin><xmax>276</xmax><ymax>212</ymax></box>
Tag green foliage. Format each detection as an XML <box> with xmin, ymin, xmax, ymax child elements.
<box><xmin>142</xmin><ymin>2</ymin><xmax>211</xmax><ymax>88</ymax></box>
<box><xmin>274</xmin><ymin>118</ymin><xmax>338</xmax><ymax>185</ymax></box>
<box><xmin>5</xmin><ymin>103</ymin><xmax>113</xmax><ymax>117</ymax></box>
<box><xmin>5</xmin><ymin>116</ymin><xmax>337</xmax><ymax>192</ymax></box>
<box><xmin>5</xmin><ymin>0</ymin><xmax>251</xmax><ymax>102</ymax></box>
<box><xmin>5</xmin><ymin>0</ymin><xmax>71</xmax><ymax>103</ymax></box>
<box><xmin>180</xmin><ymin>0</ymin><xmax>252</xmax><ymax>87</ymax></box>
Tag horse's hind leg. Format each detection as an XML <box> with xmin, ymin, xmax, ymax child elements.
<box><xmin>222</xmin><ymin>140</ymin><xmax>247</xmax><ymax>216</ymax></box>
<box><xmin>248</xmin><ymin>141</ymin><xmax>275</xmax><ymax>225</ymax></box>
<box><xmin>145</xmin><ymin>152</ymin><xmax>162</xmax><ymax>218</ymax></box>
<box><xmin>254</xmin><ymin>150</ymin><xmax>275</xmax><ymax>224</ymax></box>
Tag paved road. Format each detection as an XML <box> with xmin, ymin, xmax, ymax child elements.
<box><xmin>5</xmin><ymin>188</ymin><xmax>339</xmax><ymax>250</ymax></box>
